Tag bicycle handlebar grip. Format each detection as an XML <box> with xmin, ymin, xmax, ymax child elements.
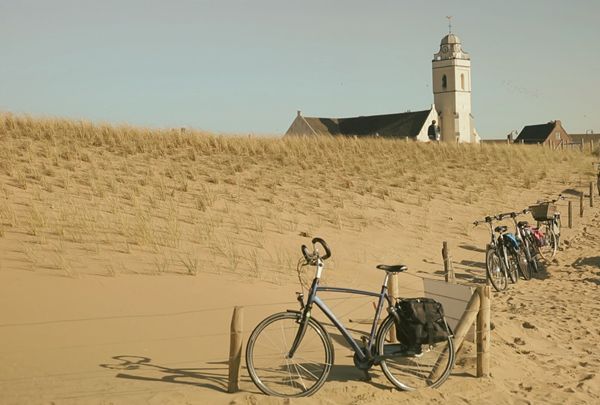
<box><xmin>301</xmin><ymin>245</ymin><xmax>311</xmax><ymax>262</ymax></box>
<box><xmin>311</xmin><ymin>237</ymin><xmax>331</xmax><ymax>260</ymax></box>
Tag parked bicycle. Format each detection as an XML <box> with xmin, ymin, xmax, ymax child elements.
<box><xmin>529</xmin><ymin>195</ymin><xmax>564</xmax><ymax>260</ymax></box>
<box><xmin>502</xmin><ymin>210</ymin><xmax>539</xmax><ymax>279</ymax></box>
<box><xmin>473</xmin><ymin>215</ymin><xmax>521</xmax><ymax>291</ymax></box>
<box><xmin>245</xmin><ymin>238</ymin><xmax>455</xmax><ymax>397</ymax></box>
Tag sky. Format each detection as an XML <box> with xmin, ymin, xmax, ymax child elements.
<box><xmin>1</xmin><ymin>0</ymin><xmax>599</xmax><ymax>138</ymax></box>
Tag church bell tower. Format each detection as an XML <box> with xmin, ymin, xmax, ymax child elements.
<box><xmin>432</xmin><ymin>32</ymin><xmax>477</xmax><ymax>143</ymax></box>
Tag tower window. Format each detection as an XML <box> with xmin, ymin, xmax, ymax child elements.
<box><xmin>461</xmin><ymin>74</ymin><xmax>465</xmax><ymax>90</ymax></box>
<box><xmin>442</xmin><ymin>75</ymin><xmax>447</xmax><ymax>89</ymax></box>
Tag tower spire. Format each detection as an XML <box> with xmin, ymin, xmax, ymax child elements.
<box><xmin>446</xmin><ymin>16</ymin><xmax>453</xmax><ymax>33</ymax></box>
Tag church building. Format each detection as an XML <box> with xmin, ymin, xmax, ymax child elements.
<box><xmin>285</xmin><ymin>32</ymin><xmax>479</xmax><ymax>143</ymax></box>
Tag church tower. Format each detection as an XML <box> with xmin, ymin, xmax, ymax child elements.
<box><xmin>432</xmin><ymin>32</ymin><xmax>477</xmax><ymax>143</ymax></box>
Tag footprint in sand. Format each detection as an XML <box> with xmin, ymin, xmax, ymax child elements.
<box><xmin>514</xmin><ymin>337</ymin><xmax>526</xmax><ymax>346</ymax></box>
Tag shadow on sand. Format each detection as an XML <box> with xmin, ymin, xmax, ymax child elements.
<box><xmin>571</xmin><ymin>256</ymin><xmax>600</xmax><ymax>269</ymax></box>
<box><xmin>100</xmin><ymin>355</ymin><xmax>228</xmax><ymax>392</ymax></box>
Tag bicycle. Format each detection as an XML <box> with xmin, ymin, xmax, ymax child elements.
<box><xmin>502</xmin><ymin>210</ymin><xmax>539</xmax><ymax>279</ymax></box>
<box><xmin>245</xmin><ymin>238</ymin><xmax>455</xmax><ymax>397</ymax></box>
<box><xmin>473</xmin><ymin>215</ymin><xmax>520</xmax><ymax>291</ymax></box>
<box><xmin>529</xmin><ymin>195</ymin><xmax>564</xmax><ymax>260</ymax></box>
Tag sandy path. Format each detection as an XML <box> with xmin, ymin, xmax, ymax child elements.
<box><xmin>1</xmin><ymin>205</ymin><xmax>598</xmax><ymax>405</ymax></box>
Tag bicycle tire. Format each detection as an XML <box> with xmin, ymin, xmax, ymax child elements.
<box><xmin>506</xmin><ymin>247</ymin><xmax>520</xmax><ymax>284</ymax></box>
<box><xmin>537</xmin><ymin>225</ymin><xmax>557</xmax><ymax>261</ymax></box>
<box><xmin>553</xmin><ymin>216</ymin><xmax>561</xmax><ymax>248</ymax></box>
<box><xmin>246</xmin><ymin>311</ymin><xmax>334</xmax><ymax>397</ymax></box>
<box><xmin>517</xmin><ymin>240</ymin><xmax>532</xmax><ymax>280</ymax></box>
<box><xmin>525</xmin><ymin>234</ymin><xmax>540</xmax><ymax>274</ymax></box>
<box><xmin>376</xmin><ymin>315</ymin><xmax>454</xmax><ymax>390</ymax></box>
<box><xmin>485</xmin><ymin>248</ymin><xmax>508</xmax><ymax>291</ymax></box>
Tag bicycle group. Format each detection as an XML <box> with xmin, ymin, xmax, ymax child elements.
<box><xmin>473</xmin><ymin>195</ymin><xmax>564</xmax><ymax>292</ymax></box>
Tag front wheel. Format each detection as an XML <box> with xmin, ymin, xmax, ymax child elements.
<box><xmin>246</xmin><ymin>312</ymin><xmax>334</xmax><ymax>397</ymax></box>
<box><xmin>517</xmin><ymin>242</ymin><xmax>532</xmax><ymax>280</ymax></box>
<box><xmin>525</xmin><ymin>234</ymin><xmax>541</xmax><ymax>274</ymax></box>
<box><xmin>537</xmin><ymin>225</ymin><xmax>557</xmax><ymax>261</ymax></box>
<box><xmin>486</xmin><ymin>248</ymin><xmax>508</xmax><ymax>291</ymax></box>
<box><xmin>376</xmin><ymin>315</ymin><xmax>454</xmax><ymax>390</ymax></box>
<box><xmin>506</xmin><ymin>247</ymin><xmax>521</xmax><ymax>284</ymax></box>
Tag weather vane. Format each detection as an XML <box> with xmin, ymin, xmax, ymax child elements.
<box><xmin>446</xmin><ymin>16</ymin><xmax>453</xmax><ymax>33</ymax></box>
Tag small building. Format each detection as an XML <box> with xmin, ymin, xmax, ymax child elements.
<box><xmin>568</xmin><ymin>132</ymin><xmax>600</xmax><ymax>146</ymax></box>
<box><xmin>285</xmin><ymin>107</ymin><xmax>438</xmax><ymax>141</ymax></box>
<box><xmin>514</xmin><ymin>120</ymin><xmax>571</xmax><ymax>147</ymax></box>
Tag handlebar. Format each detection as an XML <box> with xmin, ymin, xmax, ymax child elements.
<box><xmin>473</xmin><ymin>215</ymin><xmax>494</xmax><ymax>226</ymax></box>
<box><xmin>301</xmin><ymin>237</ymin><xmax>332</xmax><ymax>264</ymax></box>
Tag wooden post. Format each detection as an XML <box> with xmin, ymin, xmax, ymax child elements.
<box><xmin>442</xmin><ymin>241</ymin><xmax>455</xmax><ymax>283</ymax></box>
<box><xmin>428</xmin><ymin>288</ymin><xmax>481</xmax><ymax>381</ymax></box>
<box><xmin>580</xmin><ymin>192</ymin><xmax>584</xmax><ymax>217</ymax></box>
<box><xmin>476</xmin><ymin>285</ymin><xmax>491</xmax><ymax>377</ymax></box>
<box><xmin>590</xmin><ymin>182</ymin><xmax>594</xmax><ymax>208</ymax></box>
<box><xmin>228</xmin><ymin>306</ymin><xmax>244</xmax><ymax>393</ymax></box>
<box><xmin>568</xmin><ymin>200</ymin><xmax>573</xmax><ymax>229</ymax></box>
<box><xmin>591</xmin><ymin>140</ymin><xmax>594</xmax><ymax>153</ymax></box>
<box><xmin>387</xmin><ymin>273</ymin><xmax>399</xmax><ymax>341</ymax></box>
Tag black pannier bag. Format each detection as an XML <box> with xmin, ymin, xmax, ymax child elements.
<box><xmin>394</xmin><ymin>298</ymin><xmax>452</xmax><ymax>348</ymax></box>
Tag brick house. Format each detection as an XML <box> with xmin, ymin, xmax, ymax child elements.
<box><xmin>514</xmin><ymin>120</ymin><xmax>571</xmax><ymax>147</ymax></box>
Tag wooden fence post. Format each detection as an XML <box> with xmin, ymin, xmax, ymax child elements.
<box><xmin>428</xmin><ymin>288</ymin><xmax>481</xmax><ymax>381</ymax></box>
<box><xmin>442</xmin><ymin>241</ymin><xmax>455</xmax><ymax>283</ymax></box>
<box><xmin>387</xmin><ymin>273</ymin><xmax>399</xmax><ymax>341</ymax></box>
<box><xmin>590</xmin><ymin>182</ymin><xmax>594</xmax><ymax>208</ymax></box>
<box><xmin>591</xmin><ymin>140</ymin><xmax>595</xmax><ymax>153</ymax></box>
<box><xmin>580</xmin><ymin>192</ymin><xmax>584</xmax><ymax>217</ymax></box>
<box><xmin>476</xmin><ymin>285</ymin><xmax>491</xmax><ymax>377</ymax></box>
<box><xmin>228</xmin><ymin>306</ymin><xmax>244</xmax><ymax>393</ymax></box>
<box><xmin>568</xmin><ymin>200</ymin><xmax>573</xmax><ymax>229</ymax></box>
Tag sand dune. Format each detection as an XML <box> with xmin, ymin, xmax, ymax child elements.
<box><xmin>0</xmin><ymin>114</ymin><xmax>598</xmax><ymax>404</ymax></box>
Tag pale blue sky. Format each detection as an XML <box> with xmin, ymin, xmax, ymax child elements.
<box><xmin>1</xmin><ymin>0</ymin><xmax>598</xmax><ymax>137</ymax></box>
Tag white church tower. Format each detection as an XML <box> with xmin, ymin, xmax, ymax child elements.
<box><xmin>432</xmin><ymin>31</ymin><xmax>478</xmax><ymax>143</ymax></box>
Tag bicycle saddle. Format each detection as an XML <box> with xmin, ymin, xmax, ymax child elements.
<box><xmin>517</xmin><ymin>221</ymin><xmax>529</xmax><ymax>227</ymax></box>
<box><xmin>376</xmin><ymin>264</ymin><xmax>407</xmax><ymax>273</ymax></box>
<box><xmin>494</xmin><ymin>225</ymin><xmax>508</xmax><ymax>233</ymax></box>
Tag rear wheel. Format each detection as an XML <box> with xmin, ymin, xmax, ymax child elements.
<box><xmin>376</xmin><ymin>315</ymin><xmax>454</xmax><ymax>390</ymax></box>
<box><xmin>485</xmin><ymin>248</ymin><xmax>508</xmax><ymax>291</ymax></box>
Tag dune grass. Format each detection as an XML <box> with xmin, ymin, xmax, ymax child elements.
<box><xmin>0</xmin><ymin>112</ymin><xmax>596</xmax><ymax>281</ymax></box>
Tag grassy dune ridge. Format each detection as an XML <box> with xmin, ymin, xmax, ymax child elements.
<box><xmin>0</xmin><ymin>113</ymin><xmax>596</xmax><ymax>281</ymax></box>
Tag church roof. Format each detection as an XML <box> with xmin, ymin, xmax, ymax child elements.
<box><xmin>297</xmin><ymin>109</ymin><xmax>431</xmax><ymax>138</ymax></box>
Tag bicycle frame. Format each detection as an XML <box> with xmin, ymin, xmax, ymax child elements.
<box><xmin>289</xmin><ymin>260</ymin><xmax>394</xmax><ymax>364</ymax></box>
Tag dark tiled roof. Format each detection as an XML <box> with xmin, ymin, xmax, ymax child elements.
<box><xmin>302</xmin><ymin>110</ymin><xmax>431</xmax><ymax>138</ymax></box>
<box><xmin>515</xmin><ymin>122</ymin><xmax>555</xmax><ymax>144</ymax></box>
